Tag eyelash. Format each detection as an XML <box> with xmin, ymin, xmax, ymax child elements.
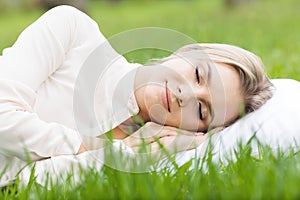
<box><xmin>195</xmin><ymin>67</ymin><xmax>203</xmax><ymax>120</ymax></box>
<box><xmin>195</xmin><ymin>67</ymin><xmax>200</xmax><ymax>83</ymax></box>
<box><xmin>199</xmin><ymin>102</ymin><xmax>203</xmax><ymax>120</ymax></box>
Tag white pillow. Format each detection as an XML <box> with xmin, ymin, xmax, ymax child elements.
<box><xmin>175</xmin><ymin>79</ymin><xmax>300</xmax><ymax>164</ymax></box>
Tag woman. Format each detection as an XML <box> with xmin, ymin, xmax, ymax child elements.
<box><xmin>0</xmin><ymin>6</ymin><xmax>272</xmax><ymax>185</ymax></box>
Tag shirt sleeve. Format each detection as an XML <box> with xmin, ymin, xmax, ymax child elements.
<box><xmin>0</xmin><ymin>6</ymin><xmax>106</xmax><ymax>161</ymax></box>
<box><xmin>18</xmin><ymin>140</ymin><xmax>134</xmax><ymax>186</ymax></box>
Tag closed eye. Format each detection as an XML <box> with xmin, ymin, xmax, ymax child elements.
<box><xmin>195</xmin><ymin>67</ymin><xmax>200</xmax><ymax>84</ymax></box>
<box><xmin>199</xmin><ymin>102</ymin><xmax>203</xmax><ymax>120</ymax></box>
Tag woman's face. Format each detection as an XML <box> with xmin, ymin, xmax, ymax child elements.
<box><xmin>135</xmin><ymin>57</ymin><xmax>243</xmax><ymax>132</ymax></box>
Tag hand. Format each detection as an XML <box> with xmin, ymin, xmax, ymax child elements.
<box><xmin>144</xmin><ymin>132</ymin><xmax>207</xmax><ymax>156</ymax></box>
<box><xmin>76</xmin><ymin>137</ymin><xmax>106</xmax><ymax>154</ymax></box>
<box><xmin>123</xmin><ymin>122</ymin><xmax>207</xmax><ymax>157</ymax></box>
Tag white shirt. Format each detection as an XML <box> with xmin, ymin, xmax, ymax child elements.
<box><xmin>0</xmin><ymin>5</ymin><xmax>140</xmax><ymax>185</ymax></box>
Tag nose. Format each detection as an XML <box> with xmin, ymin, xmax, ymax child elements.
<box><xmin>177</xmin><ymin>84</ymin><xmax>208</xmax><ymax>107</ymax></box>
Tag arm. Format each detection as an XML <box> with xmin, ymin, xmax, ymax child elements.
<box><xmin>77</xmin><ymin>121</ymin><xmax>208</xmax><ymax>157</ymax></box>
<box><xmin>17</xmin><ymin>123</ymin><xmax>207</xmax><ymax>186</ymax></box>
<box><xmin>0</xmin><ymin>6</ymin><xmax>106</xmax><ymax>161</ymax></box>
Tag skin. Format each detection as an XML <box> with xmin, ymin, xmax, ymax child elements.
<box><xmin>134</xmin><ymin>57</ymin><xmax>244</xmax><ymax>132</ymax></box>
<box><xmin>78</xmin><ymin>57</ymin><xmax>244</xmax><ymax>154</ymax></box>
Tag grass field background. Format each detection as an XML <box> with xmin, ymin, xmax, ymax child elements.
<box><xmin>1</xmin><ymin>0</ymin><xmax>300</xmax><ymax>80</ymax></box>
<box><xmin>1</xmin><ymin>0</ymin><xmax>300</xmax><ymax>199</ymax></box>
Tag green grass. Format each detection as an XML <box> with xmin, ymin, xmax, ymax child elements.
<box><xmin>2</xmin><ymin>141</ymin><xmax>300</xmax><ymax>199</ymax></box>
<box><xmin>1</xmin><ymin>0</ymin><xmax>300</xmax><ymax>199</ymax></box>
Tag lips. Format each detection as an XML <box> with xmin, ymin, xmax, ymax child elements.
<box><xmin>161</xmin><ymin>81</ymin><xmax>171</xmax><ymax>112</ymax></box>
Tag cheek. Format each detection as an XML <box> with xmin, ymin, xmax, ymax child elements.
<box><xmin>225</xmin><ymin>103</ymin><xmax>241</xmax><ymax>124</ymax></box>
<box><xmin>143</xmin><ymin>85</ymin><xmax>159</xmax><ymax>106</ymax></box>
<box><xmin>166</xmin><ymin>107</ymin><xmax>201</xmax><ymax>131</ymax></box>
<box><xmin>148</xmin><ymin>105</ymin><xmax>168</xmax><ymax>125</ymax></box>
<box><xmin>143</xmin><ymin>85</ymin><xmax>168</xmax><ymax>123</ymax></box>
<box><xmin>210</xmin><ymin>95</ymin><xmax>241</xmax><ymax>127</ymax></box>
<box><xmin>179</xmin><ymin>112</ymin><xmax>201</xmax><ymax>131</ymax></box>
<box><xmin>223</xmin><ymin>85</ymin><xmax>243</xmax><ymax>123</ymax></box>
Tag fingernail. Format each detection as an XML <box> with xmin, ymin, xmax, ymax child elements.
<box><xmin>195</xmin><ymin>132</ymin><xmax>205</xmax><ymax>136</ymax></box>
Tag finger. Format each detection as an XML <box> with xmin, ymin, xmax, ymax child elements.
<box><xmin>123</xmin><ymin>135</ymin><xmax>151</xmax><ymax>147</ymax></box>
<box><xmin>177</xmin><ymin>129</ymin><xmax>205</xmax><ymax>136</ymax></box>
<box><xmin>186</xmin><ymin>134</ymin><xmax>208</xmax><ymax>150</ymax></box>
<box><xmin>207</xmin><ymin>126</ymin><xmax>224</xmax><ymax>136</ymax></box>
<box><xmin>149</xmin><ymin>134</ymin><xmax>207</xmax><ymax>155</ymax></box>
<box><xmin>161</xmin><ymin>126</ymin><xmax>205</xmax><ymax>137</ymax></box>
<box><xmin>124</xmin><ymin>130</ymin><xmax>177</xmax><ymax>148</ymax></box>
<box><xmin>172</xmin><ymin>134</ymin><xmax>207</xmax><ymax>150</ymax></box>
<box><xmin>129</xmin><ymin>134</ymin><xmax>209</xmax><ymax>162</ymax></box>
<box><xmin>150</xmin><ymin>130</ymin><xmax>178</xmax><ymax>140</ymax></box>
<box><xmin>127</xmin><ymin>128</ymin><xmax>177</xmax><ymax>141</ymax></box>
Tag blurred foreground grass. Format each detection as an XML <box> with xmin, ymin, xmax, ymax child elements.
<box><xmin>2</xmin><ymin>142</ymin><xmax>300</xmax><ymax>199</ymax></box>
<box><xmin>1</xmin><ymin>0</ymin><xmax>300</xmax><ymax>199</ymax></box>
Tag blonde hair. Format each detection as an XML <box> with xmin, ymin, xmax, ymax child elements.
<box><xmin>159</xmin><ymin>43</ymin><xmax>274</xmax><ymax>114</ymax></box>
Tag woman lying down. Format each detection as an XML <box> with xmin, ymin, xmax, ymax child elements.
<box><xmin>1</xmin><ymin>6</ymin><xmax>300</xmax><ymax>186</ymax></box>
